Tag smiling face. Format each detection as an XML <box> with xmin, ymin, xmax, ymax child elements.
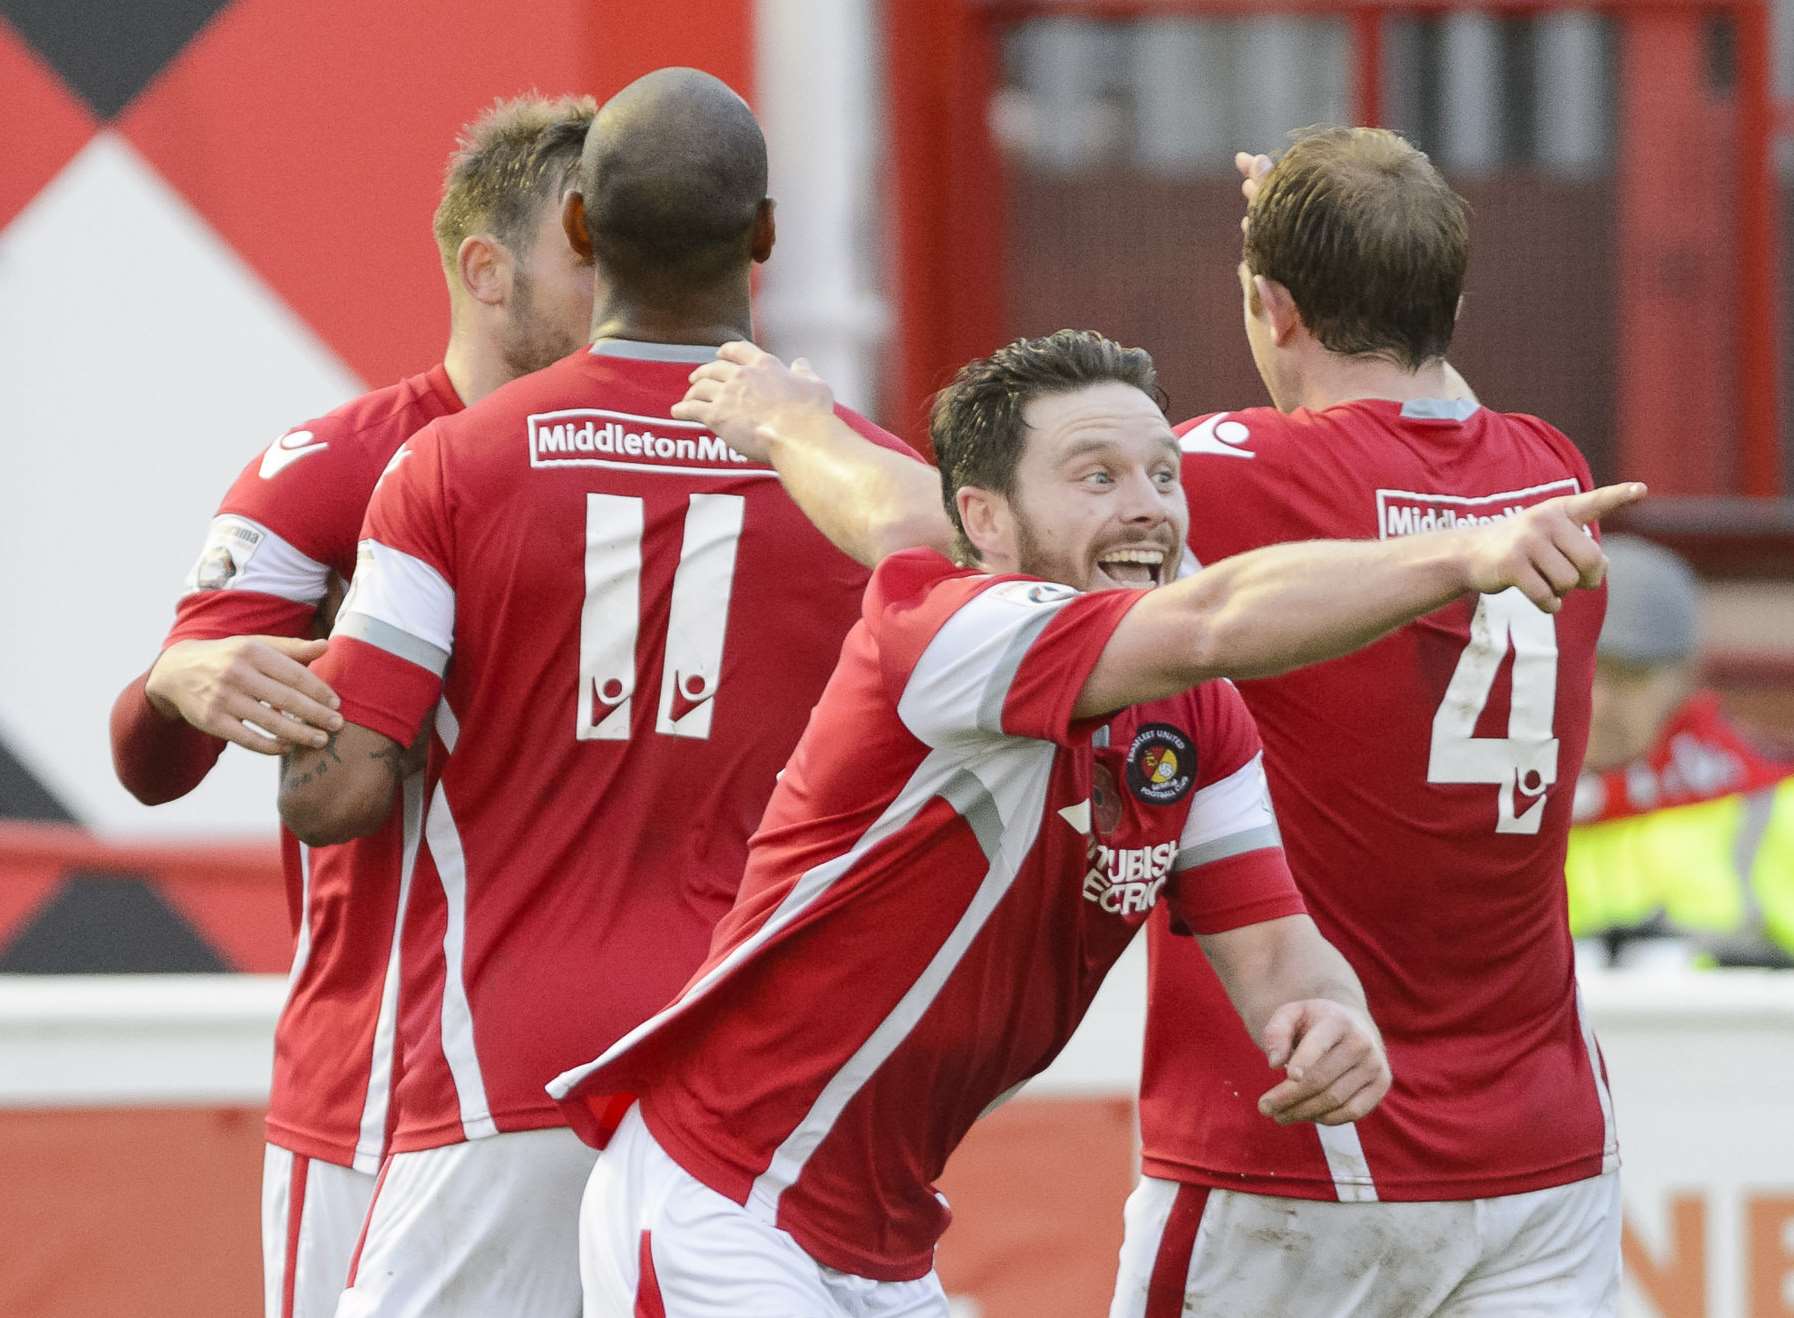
<box><xmin>964</xmin><ymin>381</ymin><xmax>1187</xmax><ymax>592</ymax></box>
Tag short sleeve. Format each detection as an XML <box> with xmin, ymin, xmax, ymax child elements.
<box><xmin>312</xmin><ymin>430</ymin><xmax>455</xmax><ymax>746</ymax></box>
<box><xmin>1161</xmin><ymin>682</ymin><xmax>1305</xmax><ymax>934</ymax></box>
<box><xmin>879</xmin><ymin>565</ymin><xmax>1147</xmax><ymax>750</ymax></box>
<box><xmin>1176</xmin><ymin>410</ymin><xmax>1289</xmax><ymax>568</ymax></box>
<box><xmin>161</xmin><ymin>442</ymin><xmax>339</xmax><ymax>647</ymax></box>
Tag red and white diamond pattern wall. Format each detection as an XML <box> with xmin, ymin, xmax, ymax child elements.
<box><xmin>0</xmin><ymin>0</ymin><xmax>752</xmax><ymax>836</ymax></box>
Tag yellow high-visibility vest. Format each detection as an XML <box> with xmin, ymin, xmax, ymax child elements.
<box><xmin>1566</xmin><ymin>776</ymin><xmax>1794</xmax><ymax>962</ymax></box>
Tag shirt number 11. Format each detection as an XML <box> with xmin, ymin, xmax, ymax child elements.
<box><xmin>577</xmin><ymin>491</ymin><xmax>745</xmax><ymax>742</ymax></box>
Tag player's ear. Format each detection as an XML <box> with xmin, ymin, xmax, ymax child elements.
<box><xmin>458</xmin><ymin>234</ymin><xmax>507</xmax><ymax>308</ymax></box>
<box><xmin>751</xmin><ymin>198</ymin><xmax>776</xmax><ymax>265</ymax></box>
<box><xmin>1253</xmin><ymin>275</ymin><xmax>1300</xmax><ymax>345</ymax></box>
<box><xmin>955</xmin><ymin>486</ymin><xmax>1007</xmax><ymax>565</ymax></box>
<box><xmin>562</xmin><ymin>190</ymin><xmax>595</xmax><ymax>263</ymax></box>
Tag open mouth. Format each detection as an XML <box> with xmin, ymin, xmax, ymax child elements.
<box><xmin>1095</xmin><ymin>545</ymin><xmax>1168</xmax><ymax>588</ymax></box>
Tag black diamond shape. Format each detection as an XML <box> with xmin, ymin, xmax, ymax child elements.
<box><xmin>0</xmin><ymin>871</ymin><xmax>229</xmax><ymax>973</ymax></box>
<box><xmin>1</xmin><ymin>0</ymin><xmax>233</xmax><ymax>119</ymax></box>
<box><xmin>0</xmin><ymin>735</ymin><xmax>74</xmax><ymax>822</ymax></box>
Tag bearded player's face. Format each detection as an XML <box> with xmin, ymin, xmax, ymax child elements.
<box><xmin>1001</xmin><ymin>382</ymin><xmax>1187</xmax><ymax>593</ymax></box>
<box><xmin>500</xmin><ymin>194</ymin><xmax>596</xmax><ymax>378</ymax></box>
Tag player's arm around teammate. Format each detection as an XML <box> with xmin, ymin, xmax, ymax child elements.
<box><xmin>678</xmin><ymin>341</ymin><xmax>1642</xmax><ymax>656</ymax></box>
<box><xmin>110</xmin><ymin>572</ymin><xmax>347</xmax><ymax>803</ymax></box>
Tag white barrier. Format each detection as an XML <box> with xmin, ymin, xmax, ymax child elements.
<box><xmin>2</xmin><ymin>966</ymin><xmax>1791</xmax><ymax>1315</ymax></box>
<box><xmin>0</xmin><ymin>974</ymin><xmax>285</xmax><ymax>1105</ymax></box>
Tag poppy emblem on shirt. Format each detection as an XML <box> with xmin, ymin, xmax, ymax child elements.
<box><xmin>1126</xmin><ymin>723</ymin><xmax>1194</xmax><ymax>805</ymax></box>
<box><xmin>1091</xmin><ymin>763</ymin><xmax>1124</xmax><ymax>835</ymax></box>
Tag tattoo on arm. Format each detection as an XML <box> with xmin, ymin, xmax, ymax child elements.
<box><xmin>279</xmin><ymin>729</ymin><xmax>342</xmax><ymax>791</ymax></box>
<box><xmin>369</xmin><ymin>740</ymin><xmax>410</xmax><ymax>783</ymax></box>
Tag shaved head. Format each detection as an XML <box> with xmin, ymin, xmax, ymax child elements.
<box><xmin>580</xmin><ymin>68</ymin><xmax>768</xmax><ymax>290</ymax></box>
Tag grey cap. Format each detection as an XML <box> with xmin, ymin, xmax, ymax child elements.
<box><xmin>1598</xmin><ymin>534</ymin><xmax>1701</xmax><ymax>665</ymax></box>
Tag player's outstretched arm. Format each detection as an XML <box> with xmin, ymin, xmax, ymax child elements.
<box><xmin>277</xmin><ymin>720</ymin><xmax>409</xmax><ymax>847</ymax></box>
<box><xmin>1199</xmin><ymin>914</ymin><xmax>1391</xmax><ymax>1127</ymax></box>
<box><xmin>673</xmin><ymin>342</ymin><xmax>951</xmax><ymax>566</ymax></box>
<box><xmin>1074</xmin><ymin>481</ymin><xmax>1646</xmax><ymax>718</ymax></box>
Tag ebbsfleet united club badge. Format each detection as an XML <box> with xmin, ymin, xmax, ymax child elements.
<box><xmin>1125</xmin><ymin>723</ymin><xmax>1194</xmax><ymax>805</ymax></box>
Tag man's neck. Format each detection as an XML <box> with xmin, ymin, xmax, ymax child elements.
<box><xmin>588</xmin><ymin>278</ymin><xmax>754</xmax><ymax>349</ymax></box>
<box><xmin>1290</xmin><ymin>351</ymin><xmax>1459</xmax><ymax>414</ymax></box>
<box><xmin>441</xmin><ymin>331</ymin><xmax>508</xmax><ymax>409</ymax></box>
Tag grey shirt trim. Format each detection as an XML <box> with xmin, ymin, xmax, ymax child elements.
<box><xmin>336</xmin><ymin>612</ymin><xmax>450</xmax><ymax>676</ymax></box>
<box><xmin>940</xmin><ymin>768</ymin><xmax>1006</xmax><ymax>861</ymax></box>
<box><xmin>1174</xmin><ymin>822</ymin><xmax>1283</xmax><ymax>873</ymax></box>
<box><xmin>1400</xmin><ymin>397</ymin><xmax>1481</xmax><ymax>422</ymax></box>
<box><xmin>590</xmin><ymin>339</ymin><xmax>721</xmax><ymax>363</ymax></box>
<box><xmin>975</xmin><ymin>599</ymin><xmax>1072</xmax><ymax>735</ymax></box>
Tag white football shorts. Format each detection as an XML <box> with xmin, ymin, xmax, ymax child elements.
<box><xmin>332</xmin><ymin>1126</ymin><xmax>597</xmax><ymax>1318</ymax></box>
<box><xmin>1109</xmin><ymin>1171</ymin><xmax>1621</xmax><ymax>1317</ymax></box>
<box><xmin>581</xmin><ymin>1103</ymin><xmax>951</xmax><ymax>1317</ymax></box>
<box><xmin>262</xmin><ymin>1144</ymin><xmax>377</xmax><ymax>1318</ymax></box>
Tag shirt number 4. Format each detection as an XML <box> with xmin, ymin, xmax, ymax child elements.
<box><xmin>1428</xmin><ymin>587</ymin><xmax>1560</xmax><ymax>834</ymax></box>
<box><xmin>577</xmin><ymin>492</ymin><xmax>744</xmax><ymax>742</ymax></box>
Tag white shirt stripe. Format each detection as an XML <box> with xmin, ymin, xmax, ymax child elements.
<box><xmin>1174</xmin><ymin>752</ymin><xmax>1281</xmax><ymax>866</ymax></box>
<box><xmin>746</xmin><ymin>740</ymin><xmax>1057</xmax><ymax>1220</ymax></box>
<box><xmin>895</xmin><ymin>580</ymin><xmax>1076</xmax><ymax>748</ymax></box>
<box><xmin>424</xmin><ymin>711</ymin><xmax>497</xmax><ymax>1141</ymax></box>
<box><xmin>1574</xmin><ymin>984</ymin><xmax>1620</xmax><ymax>1173</ymax></box>
<box><xmin>353</xmin><ymin>771</ymin><xmax>426</xmax><ymax>1171</ymax></box>
<box><xmin>279</xmin><ymin>845</ymin><xmax>314</xmax><ymax>1005</ymax></box>
<box><xmin>338</xmin><ymin>539</ymin><xmax>456</xmax><ymax>657</ymax></box>
<box><xmin>182</xmin><ymin>514</ymin><xmax>329</xmax><ymax>604</ymax></box>
<box><xmin>1315</xmin><ymin>1122</ymin><xmax>1380</xmax><ymax>1202</ymax></box>
<box><xmin>548</xmin><ymin>745</ymin><xmax>975</xmax><ymax>1103</ymax></box>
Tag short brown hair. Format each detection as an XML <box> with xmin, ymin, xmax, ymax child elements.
<box><xmin>432</xmin><ymin>93</ymin><xmax>597</xmax><ymax>268</ymax></box>
<box><xmin>931</xmin><ymin>329</ymin><xmax>1162</xmax><ymax>562</ymax></box>
<box><xmin>1244</xmin><ymin>127</ymin><xmax>1469</xmax><ymax>369</ymax></box>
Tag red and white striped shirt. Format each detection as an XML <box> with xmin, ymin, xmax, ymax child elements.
<box><xmin>550</xmin><ymin>549</ymin><xmax>1304</xmax><ymax>1281</ymax></box>
<box><xmin>313</xmin><ymin>340</ymin><xmax>906</xmax><ymax>1153</ymax></box>
<box><xmin>110</xmin><ymin>365</ymin><xmax>461</xmax><ymax>1169</ymax></box>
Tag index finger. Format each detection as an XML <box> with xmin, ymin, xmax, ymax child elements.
<box><xmin>1559</xmin><ymin>481</ymin><xmax>1648</xmax><ymax>526</ymax></box>
<box><xmin>1282</xmin><ymin>1011</ymin><xmax>1347</xmax><ymax>1082</ymax></box>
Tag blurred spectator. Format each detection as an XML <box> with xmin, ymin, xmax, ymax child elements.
<box><xmin>1568</xmin><ymin>535</ymin><xmax>1794</xmax><ymax>968</ymax></box>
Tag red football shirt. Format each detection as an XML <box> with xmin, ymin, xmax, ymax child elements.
<box><xmin>1140</xmin><ymin>399</ymin><xmax>1617</xmax><ymax>1203</ymax></box>
<box><xmin>108</xmin><ymin>365</ymin><xmax>461</xmax><ymax>1170</ymax></box>
<box><xmin>550</xmin><ymin>549</ymin><xmax>1305</xmax><ymax>1281</ymax></box>
<box><xmin>314</xmin><ymin>340</ymin><xmax>908</xmax><ymax>1154</ymax></box>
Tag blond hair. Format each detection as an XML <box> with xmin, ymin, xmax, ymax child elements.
<box><xmin>432</xmin><ymin>92</ymin><xmax>597</xmax><ymax>267</ymax></box>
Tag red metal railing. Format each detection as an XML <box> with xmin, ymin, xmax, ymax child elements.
<box><xmin>887</xmin><ymin>0</ymin><xmax>1786</xmax><ymax>496</ymax></box>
